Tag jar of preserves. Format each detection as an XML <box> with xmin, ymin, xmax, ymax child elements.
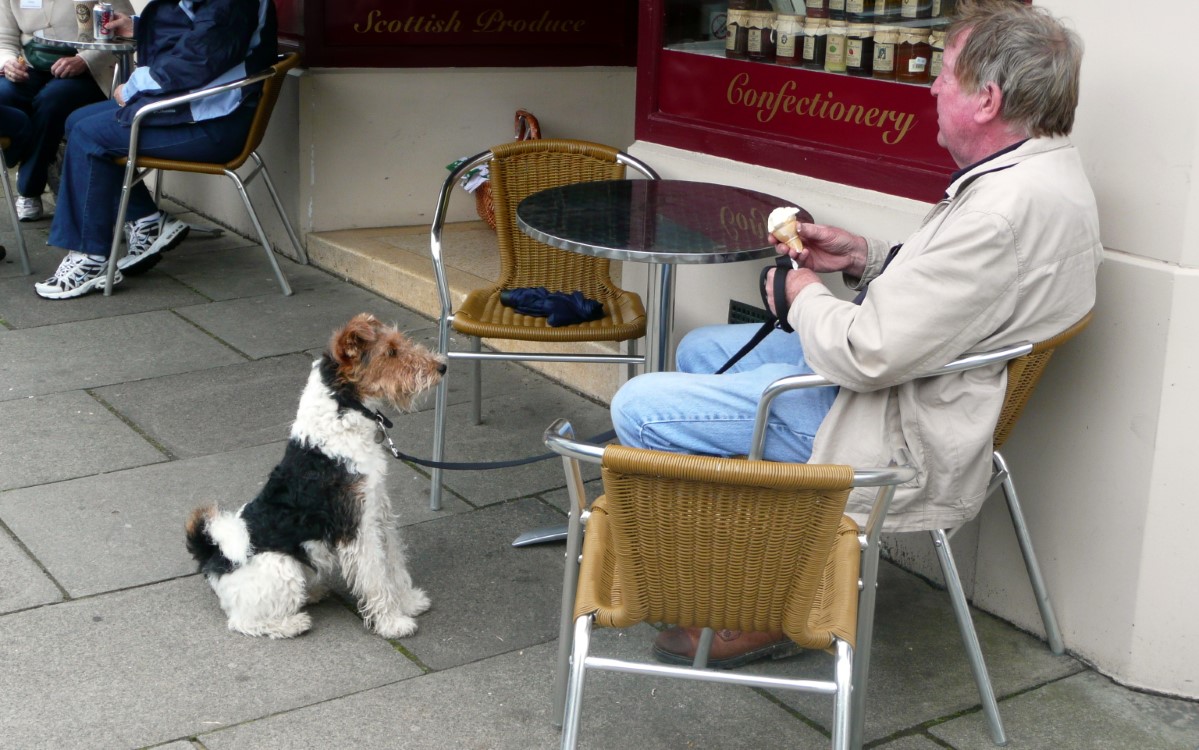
<box><xmin>873</xmin><ymin>0</ymin><xmax>901</xmax><ymax>23</ymax></box>
<box><xmin>824</xmin><ymin>19</ymin><xmax>848</xmax><ymax>73</ymax></box>
<box><xmin>896</xmin><ymin>27</ymin><xmax>931</xmax><ymax>83</ymax></box>
<box><xmin>929</xmin><ymin>28</ymin><xmax>946</xmax><ymax>81</ymax></box>
<box><xmin>901</xmin><ymin>0</ymin><xmax>932</xmax><ymax>20</ymax></box>
<box><xmin>933</xmin><ymin>0</ymin><xmax>956</xmax><ymax>18</ymax></box>
<box><xmin>725</xmin><ymin>8</ymin><xmax>750</xmax><ymax>59</ymax></box>
<box><xmin>845</xmin><ymin>23</ymin><xmax>874</xmax><ymax>76</ymax></box>
<box><xmin>746</xmin><ymin>11</ymin><xmax>777</xmax><ymax>61</ymax></box>
<box><xmin>801</xmin><ymin>17</ymin><xmax>829</xmax><ymax>69</ymax></box>
<box><xmin>846</xmin><ymin>0</ymin><xmax>872</xmax><ymax>22</ymax></box>
<box><xmin>805</xmin><ymin>0</ymin><xmax>830</xmax><ymax>19</ymax></box>
<box><xmin>774</xmin><ymin>14</ymin><xmax>804</xmax><ymax>66</ymax></box>
<box><xmin>872</xmin><ymin>24</ymin><xmax>899</xmax><ymax>79</ymax></box>
<box><xmin>829</xmin><ymin>0</ymin><xmax>847</xmax><ymax>21</ymax></box>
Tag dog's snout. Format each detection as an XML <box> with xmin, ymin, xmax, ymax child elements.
<box><xmin>437</xmin><ymin>362</ymin><xmax>447</xmax><ymax>375</ymax></box>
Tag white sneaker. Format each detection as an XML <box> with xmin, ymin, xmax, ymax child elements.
<box><xmin>118</xmin><ymin>212</ymin><xmax>189</xmax><ymax>275</ymax></box>
<box><xmin>34</xmin><ymin>251</ymin><xmax>123</xmax><ymax>299</ymax></box>
<box><xmin>16</xmin><ymin>196</ymin><xmax>42</xmax><ymax>222</ymax></box>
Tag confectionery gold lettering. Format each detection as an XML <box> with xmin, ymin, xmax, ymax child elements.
<box><xmin>352</xmin><ymin>9</ymin><xmax>587</xmax><ymax>35</ymax></box>
<box><xmin>724</xmin><ymin>72</ymin><xmax>917</xmax><ymax>145</ymax></box>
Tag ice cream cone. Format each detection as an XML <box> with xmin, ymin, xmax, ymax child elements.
<box><xmin>773</xmin><ymin>219</ymin><xmax>804</xmax><ymax>253</ymax></box>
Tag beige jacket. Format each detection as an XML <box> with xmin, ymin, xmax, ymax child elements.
<box><xmin>792</xmin><ymin>136</ymin><xmax>1102</xmax><ymax>532</ymax></box>
<box><xmin>0</xmin><ymin>0</ymin><xmax>135</xmax><ymax>91</ymax></box>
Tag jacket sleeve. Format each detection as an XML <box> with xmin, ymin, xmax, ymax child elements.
<box><xmin>134</xmin><ymin>0</ymin><xmax>257</xmax><ymax>97</ymax></box>
<box><xmin>790</xmin><ymin>206</ymin><xmax>1021</xmax><ymax>392</ymax></box>
<box><xmin>0</xmin><ymin>2</ymin><xmax>23</xmax><ymax>67</ymax></box>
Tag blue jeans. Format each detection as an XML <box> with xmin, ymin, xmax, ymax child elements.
<box><xmin>0</xmin><ymin>104</ymin><xmax>33</xmax><ymax>166</ymax></box>
<box><xmin>48</xmin><ymin>99</ymin><xmax>255</xmax><ymax>257</ymax></box>
<box><xmin>0</xmin><ymin>71</ymin><xmax>105</xmax><ymax>197</ymax></box>
<box><xmin>611</xmin><ymin>324</ymin><xmax>838</xmax><ymax>462</ymax></box>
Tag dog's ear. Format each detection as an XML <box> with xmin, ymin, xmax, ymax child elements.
<box><xmin>330</xmin><ymin>314</ymin><xmax>380</xmax><ymax>365</ymax></box>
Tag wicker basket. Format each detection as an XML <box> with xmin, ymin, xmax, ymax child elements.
<box><xmin>476</xmin><ymin>109</ymin><xmax>541</xmax><ymax>229</ymax></box>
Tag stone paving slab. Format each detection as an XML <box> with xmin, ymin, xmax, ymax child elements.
<box><xmin>0</xmin><ymin>390</ymin><xmax>164</xmax><ymax>491</ymax></box>
<box><xmin>415</xmin><ymin>387</ymin><xmax>611</xmax><ymax>506</ymax></box>
<box><xmin>931</xmin><ymin>670</ymin><xmax>1199</xmax><ymax>750</ymax></box>
<box><xmin>199</xmin><ymin>636</ymin><xmax>829</xmax><ymax>750</ymax></box>
<box><xmin>175</xmin><ymin>286</ymin><xmax>432</xmax><ymax>359</ymax></box>
<box><xmin>159</xmin><ymin>242</ymin><xmax>345</xmax><ymax>302</ymax></box>
<box><xmin>0</xmin><ymin>576</ymin><xmax>420</xmax><ymax>750</ymax></box>
<box><xmin>397</xmin><ymin>498</ymin><xmax>570</xmax><ymax>671</ymax></box>
<box><xmin>748</xmin><ymin>564</ymin><xmax>1084</xmax><ymax>743</ymax></box>
<box><xmin>0</xmin><ymin>527</ymin><xmax>61</xmax><ymax>613</ymax></box>
<box><xmin>0</xmin><ymin>310</ymin><xmax>245</xmax><ymax>402</ymax></box>
<box><xmin>0</xmin><ymin>443</ymin><xmax>286</xmax><ymax>597</ymax></box>
<box><xmin>93</xmin><ymin>353</ymin><xmax>313</xmax><ymax>459</ymax></box>
<box><xmin>0</xmin><ymin>262</ymin><xmax>210</xmax><ymax>329</ymax></box>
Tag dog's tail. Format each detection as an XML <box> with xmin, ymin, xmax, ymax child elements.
<box><xmin>186</xmin><ymin>505</ymin><xmax>240</xmax><ymax>577</ymax></box>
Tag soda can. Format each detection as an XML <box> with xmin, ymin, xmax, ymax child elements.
<box><xmin>93</xmin><ymin>3</ymin><xmax>114</xmax><ymax>41</ymax></box>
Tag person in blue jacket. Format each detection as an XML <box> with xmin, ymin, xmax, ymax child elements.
<box><xmin>34</xmin><ymin>0</ymin><xmax>278</xmax><ymax>300</ymax></box>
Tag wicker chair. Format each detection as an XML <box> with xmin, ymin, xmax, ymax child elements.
<box><xmin>0</xmin><ymin>136</ymin><xmax>30</xmax><ymax>275</ymax></box>
<box><xmin>428</xmin><ymin>139</ymin><xmax>659</xmax><ymax>510</ymax></box>
<box><xmin>749</xmin><ymin>310</ymin><xmax>1094</xmax><ymax>746</ymax></box>
<box><xmin>102</xmin><ymin>52</ymin><xmax>307</xmax><ymax>297</ymax></box>
<box><xmin>545</xmin><ymin>419</ymin><xmax>915</xmax><ymax>750</ymax></box>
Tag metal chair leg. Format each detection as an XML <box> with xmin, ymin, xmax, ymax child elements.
<box><xmin>931</xmin><ymin>528</ymin><xmax>1008</xmax><ymax>746</ymax></box>
<box><xmin>560</xmin><ymin>615</ymin><xmax>594</xmax><ymax>750</ymax></box>
<box><xmin>251</xmin><ymin>152</ymin><xmax>308</xmax><ymax>264</ymax></box>
<box><xmin>849</xmin><ymin>531</ymin><xmax>883</xmax><ymax>750</ymax></box>
<box><xmin>552</xmin><ymin>454</ymin><xmax>588</xmax><ymax>728</ymax></box>
<box><xmin>0</xmin><ymin>157</ymin><xmax>30</xmax><ymax>275</ymax></box>
<box><xmin>224</xmin><ymin>168</ymin><xmax>293</xmax><ymax>296</ymax></box>
<box><xmin>993</xmin><ymin>451</ymin><xmax>1065</xmax><ymax>654</ymax></box>
<box><xmin>469</xmin><ymin>337</ymin><xmax>483</xmax><ymax>425</ymax></box>
<box><xmin>832</xmin><ymin>639</ymin><xmax>855</xmax><ymax>750</ymax></box>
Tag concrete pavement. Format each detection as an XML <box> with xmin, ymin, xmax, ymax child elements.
<box><xmin>2</xmin><ymin>209</ymin><xmax>1197</xmax><ymax>750</ymax></box>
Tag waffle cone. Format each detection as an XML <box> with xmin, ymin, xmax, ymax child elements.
<box><xmin>774</xmin><ymin>220</ymin><xmax>804</xmax><ymax>252</ymax></box>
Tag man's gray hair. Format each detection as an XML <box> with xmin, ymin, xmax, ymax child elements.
<box><xmin>948</xmin><ymin>1</ymin><xmax>1083</xmax><ymax>137</ymax></box>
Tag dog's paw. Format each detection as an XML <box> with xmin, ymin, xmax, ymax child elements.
<box><xmin>370</xmin><ymin>612</ymin><xmax>418</xmax><ymax>639</ymax></box>
<box><xmin>229</xmin><ymin>612</ymin><xmax>312</xmax><ymax>639</ymax></box>
<box><xmin>401</xmin><ymin>588</ymin><xmax>431</xmax><ymax>617</ymax></box>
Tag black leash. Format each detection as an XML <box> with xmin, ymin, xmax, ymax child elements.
<box><xmin>369</xmin><ymin>257</ymin><xmax>796</xmax><ymax>470</ymax></box>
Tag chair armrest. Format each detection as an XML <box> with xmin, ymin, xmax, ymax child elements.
<box><xmin>125</xmin><ymin>65</ymin><xmax>277</xmax><ymax>161</ymax></box>
<box><xmin>430</xmin><ymin>149</ymin><xmax>491</xmax><ymax>317</ymax></box>
<box><xmin>748</xmin><ymin>341</ymin><xmax>1034</xmax><ymax>460</ymax></box>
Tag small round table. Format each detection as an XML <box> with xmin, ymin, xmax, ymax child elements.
<box><xmin>32</xmin><ymin>28</ymin><xmax>136</xmax><ymax>89</ymax></box>
<box><xmin>517</xmin><ymin>179</ymin><xmax>811</xmax><ymax>372</ymax></box>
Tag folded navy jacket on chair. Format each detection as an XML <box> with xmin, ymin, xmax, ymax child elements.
<box><xmin>499</xmin><ymin>287</ymin><xmax>605</xmax><ymax>327</ymax></box>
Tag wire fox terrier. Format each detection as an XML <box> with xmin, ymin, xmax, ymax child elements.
<box><xmin>186</xmin><ymin>313</ymin><xmax>446</xmax><ymax>639</ymax></box>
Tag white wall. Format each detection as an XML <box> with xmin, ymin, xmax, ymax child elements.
<box><xmin>629</xmin><ymin>0</ymin><xmax>1199</xmax><ymax>698</ymax></box>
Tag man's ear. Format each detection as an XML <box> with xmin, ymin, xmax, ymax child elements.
<box><xmin>975</xmin><ymin>81</ymin><xmax>1003</xmax><ymax>124</ymax></box>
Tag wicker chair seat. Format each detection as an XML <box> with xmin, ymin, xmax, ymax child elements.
<box><xmin>452</xmin><ymin>285</ymin><xmax>646</xmax><ymax>343</ymax></box>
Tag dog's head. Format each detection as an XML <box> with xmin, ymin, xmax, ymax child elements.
<box><xmin>327</xmin><ymin>313</ymin><xmax>446</xmax><ymax>411</ymax></box>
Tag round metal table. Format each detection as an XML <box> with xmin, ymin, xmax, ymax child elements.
<box><xmin>517</xmin><ymin>179</ymin><xmax>812</xmax><ymax>372</ymax></box>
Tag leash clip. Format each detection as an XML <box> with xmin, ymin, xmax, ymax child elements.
<box><xmin>373</xmin><ymin>412</ymin><xmax>402</xmax><ymax>458</ymax></box>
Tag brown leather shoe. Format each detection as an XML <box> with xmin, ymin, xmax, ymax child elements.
<box><xmin>652</xmin><ymin>626</ymin><xmax>800</xmax><ymax>669</ymax></box>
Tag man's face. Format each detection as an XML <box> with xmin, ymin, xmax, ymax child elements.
<box><xmin>931</xmin><ymin>32</ymin><xmax>983</xmax><ymax>167</ymax></box>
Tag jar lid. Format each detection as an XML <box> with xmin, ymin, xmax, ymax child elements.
<box><xmin>847</xmin><ymin>23</ymin><xmax>875</xmax><ymax>34</ymax></box>
<box><xmin>804</xmin><ymin>17</ymin><xmax>830</xmax><ymax>27</ymax></box>
<box><xmin>828</xmin><ymin>19</ymin><xmax>848</xmax><ymax>27</ymax></box>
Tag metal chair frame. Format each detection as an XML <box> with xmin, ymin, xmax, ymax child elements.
<box><xmin>428</xmin><ymin>140</ymin><xmax>659</xmax><ymax>510</ymax></box>
<box><xmin>546</xmin><ymin>417</ymin><xmax>914</xmax><ymax>750</ymax></box>
<box><xmin>103</xmin><ymin>52</ymin><xmax>307</xmax><ymax>297</ymax></box>
<box><xmin>748</xmin><ymin>312</ymin><xmax>1092</xmax><ymax>746</ymax></box>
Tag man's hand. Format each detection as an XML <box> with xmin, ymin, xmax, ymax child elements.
<box><xmin>765</xmin><ymin>266</ymin><xmax>822</xmax><ymax>317</ymax></box>
<box><xmin>771</xmin><ymin>222</ymin><xmax>869</xmax><ymax>279</ymax></box>
<box><xmin>106</xmin><ymin>12</ymin><xmax>136</xmax><ymax>38</ymax></box>
<box><xmin>113</xmin><ymin>83</ymin><xmax>126</xmax><ymax>106</ymax></box>
<box><xmin>50</xmin><ymin>56</ymin><xmax>87</xmax><ymax>78</ymax></box>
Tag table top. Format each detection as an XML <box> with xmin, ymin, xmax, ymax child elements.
<box><xmin>34</xmin><ymin>27</ymin><xmax>136</xmax><ymax>52</ymax></box>
<box><xmin>516</xmin><ymin>179</ymin><xmax>811</xmax><ymax>265</ymax></box>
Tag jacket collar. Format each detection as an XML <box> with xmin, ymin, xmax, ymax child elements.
<box><xmin>943</xmin><ymin>136</ymin><xmax>1074</xmax><ymax>199</ymax></box>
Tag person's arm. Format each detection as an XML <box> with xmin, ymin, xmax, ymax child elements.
<box><xmin>791</xmin><ymin>209</ymin><xmax>1021</xmax><ymax>392</ymax></box>
<box><xmin>128</xmin><ymin>0</ymin><xmax>257</xmax><ymax>100</ymax></box>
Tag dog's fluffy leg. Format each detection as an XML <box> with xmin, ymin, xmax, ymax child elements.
<box><xmin>383</xmin><ymin>523</ymin><xmax>430</xmax><ymax>618</ymax></box>
<box><xmin>212</xmin><ymin>552</ymin><xmax>312</xmax><ymax>639</ymax></box>
<box><xmin>302</xmin><ymin>540</ymin><xmax>339</xmax><ymax>604</ymax></box>
<box><xmin>338</xmin><ymin>509</ymin><xmax>421</xmax><ymax>639</ymax></box>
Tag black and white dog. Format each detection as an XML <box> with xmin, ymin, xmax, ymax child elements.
<box><xmin>186</xmin><ymin>313</ymin><xmax>445</xmax><ymax>639</ymax></box>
